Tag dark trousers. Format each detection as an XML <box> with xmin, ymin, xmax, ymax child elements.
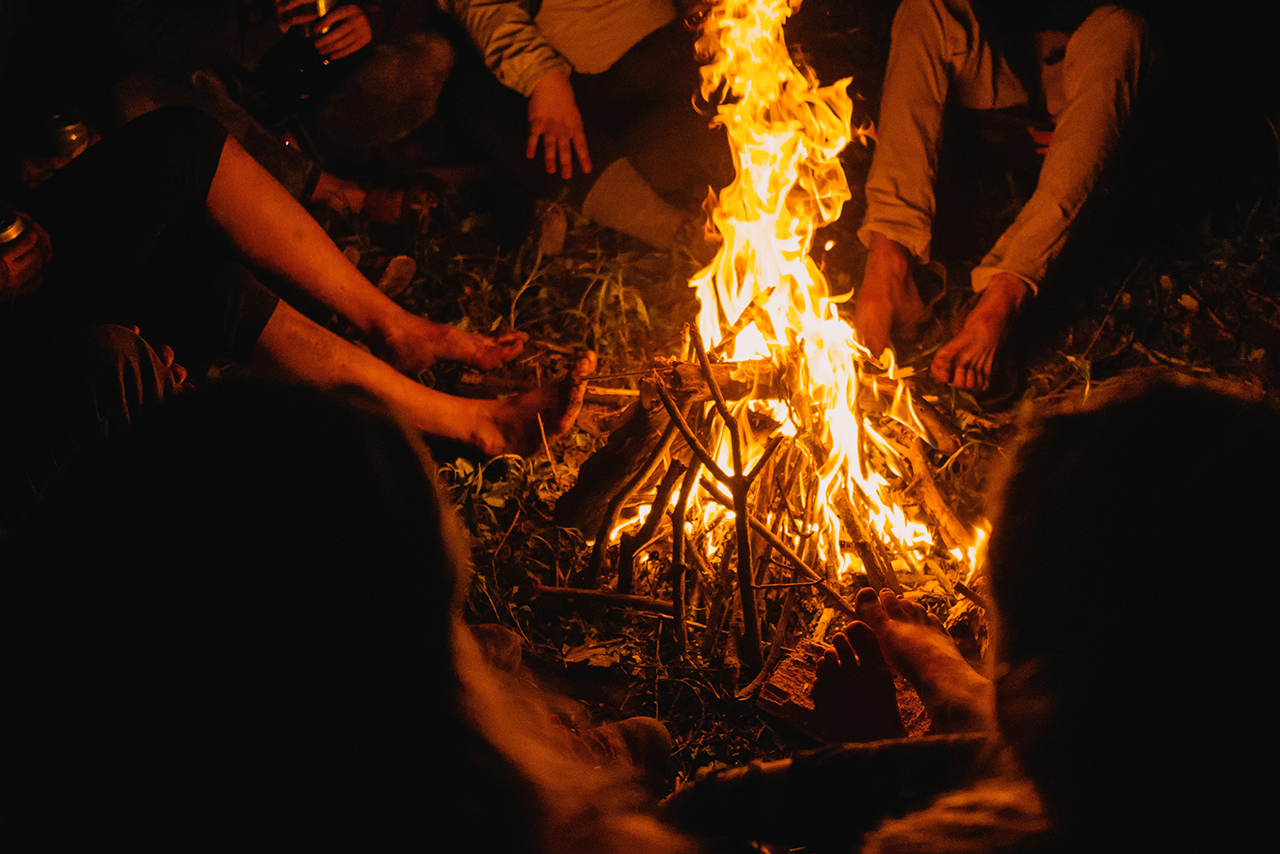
<box><xmin>443</xmin><ymin>20</ymin><xmax>732</xmax><ymax>209</ymax></box>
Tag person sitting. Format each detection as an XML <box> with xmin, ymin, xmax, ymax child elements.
<box><xmin>1</xmin><ymin>378</ymin><xmax>696</xmax><ymax>852</ymax></box>
<box><xmin>852</xmin><ymin>0</ymin><xmax>1147</xmax><ymax>392</ymax></box>
<box><xmin>667</xmin><ymin>369</ymin><xmax>1280</xmax><ymax>851</ymax></box>
<box><xmin>437</xmin><ymin>0</ymin><xmax>731</xmax><ymax>252</ymax></box>
<box><xmin>1</xmin><ymin>105</ymin><xmax>589</xmax><ymax>532</ymax></box>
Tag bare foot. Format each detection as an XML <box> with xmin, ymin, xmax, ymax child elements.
<box><xmin>854</xmin><ymin>588</ymin><xmax>994</xmax><ymax>733</ymax></box>
<box><xmin>373</xmin><ymin>313</ymin><xmax>528</xmax><ymax>376</ymax></box>
<box><xmin>853</xmin><ymin>231</ymin><xmax>930</xmax><ymax>360</ymax></box>
<box><xmin>930</xmin><ymin>272</ymin><xmax>1029</xmax><ymax>391</ymax></box>
<box><xmin>810</xmin><ymin>622</ymin><xmax>908</xmax><ymax>742</ymax></box>
<box><xmin>482</xmin><ymin>351</ymin><xmax>596</xmax><ymax>456</ymax></box>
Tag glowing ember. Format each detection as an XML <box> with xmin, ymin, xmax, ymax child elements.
<box><xmin>689</xmin><ymin>0</ymin><xmax>980</xmax><ymax>580</ymax></box>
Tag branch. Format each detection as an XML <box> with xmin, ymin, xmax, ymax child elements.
<box><xmin>532</xmin><ymin>586</ymin><xmax>674</xmax><ymax>616</ymax></box>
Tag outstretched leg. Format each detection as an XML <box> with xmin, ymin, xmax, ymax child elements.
<box><xmin>810</xmin><ymin>622</ymin><xmax>908</xmax><ymax>742</ymax></box>
<box><xmin>854</xmin><ymin>588</ymin><xmax>994</xmax><ymax>733</ymax></box>
<box><xmin>206</xmin><ymin>136</ymin><xmax>526</xmax><ymax>374</ymax></box>
<box><xmin>250</xmin><ymin>302</ymin><xmax>589</xmax><ymax>456</ymax></box>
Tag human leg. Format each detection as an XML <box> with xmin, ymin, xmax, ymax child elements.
<box><xmin>248</xmin><ymin>300</ymin><xmax>591</xmax><ymax>456</ymax></box>
<box><xmin>206</xmin><ymin>131</ymin><xmax>526</xmax><ymax>373</ymax></box>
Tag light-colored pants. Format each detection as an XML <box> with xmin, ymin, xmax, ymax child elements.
<box><xmin>859</xmin><ymin>0</ymin><xmax>1147</xmax><ymax>293</ymax></box>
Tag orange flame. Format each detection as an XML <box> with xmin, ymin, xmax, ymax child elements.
<box><xmin>689</xmin><ymin>0</ymin><xmax>978</xmax><ymax>581</ymax></box>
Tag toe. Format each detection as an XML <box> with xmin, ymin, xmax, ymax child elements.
<box><xmin>844</xmin><ymin>622</ymin><xmax>889</xmax><ymax>672</ymax></box>
<box><xmin>931</xmin><ymin>344</ymin><xmax>957</xmax><ymax>384</ymax></box>
<box><xmin>833</xmin><ymin>631</ymin><xmax>859</xmax><ymax>668</ymax></box>
<box><xmin>815</xmin><ymin>647</ymin><xmax>841</xmax><ymax>683</ymax></box>
<box><xmin>879</xmin><ymin>588</ymin><xmax>907</xmax><ymax>620</ymax></box>
<box><xmin>854</xmin><ymin>587</ymin><xmax>888</xmax><ymax>628</ymax></box>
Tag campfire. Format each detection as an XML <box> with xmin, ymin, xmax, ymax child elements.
<box><xmin>546</xmin><ymin>0</ymin><xmax>986</xmax><ymax>695</ymax></box>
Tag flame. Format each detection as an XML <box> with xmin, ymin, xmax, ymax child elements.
<box><xmin>687</xmin><ymin>0</ymin><xmax>980</xmax><ymax>581</ymax></box>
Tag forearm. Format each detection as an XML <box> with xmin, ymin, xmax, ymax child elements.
<box><xmin>437</xmin><ymin>0</ymin><xmax>570</xmax><ymax>96</ymax></box>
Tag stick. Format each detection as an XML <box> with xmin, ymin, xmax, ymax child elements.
<box><xmin>532</xmin><ymin>586</ymin><xmax>675</xmax><ymax>616</ymax></box>
<box><xmin>616</xmin><ymin>460</ymin><xmax>687</xmax><ymax>594</ymax></box>
<box><xmin>905</xmin><ymin>438</ymin><xmax>970</xmax><ymax>554</ymax></box>
<box><xmin>690</xmin><ymin>325</ymin><xmax>763</xmax><ymax>676</ymax></box>
<box><xmin>699</xmin><ymin>476</ymin><xmax>858</xmax><ymax>619</ymax></box>
<box><xmin>581</xmin><ymin>416</ymin><xmax>681</xmax><ymax>587</ymax></box>
<box><xmin>670</xmin><ymin>460</ymin><xmax>703</xmax><ymax>655</ymax></box>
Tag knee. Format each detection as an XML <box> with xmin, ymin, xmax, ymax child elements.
<box><xmin>889</xmin><ymin>0</ymin><xmax>975</xmax><ymax>65</ymax></box>
<box><xmin>1067</xmin><ymin>6</ymin><xmax>1149</xmax><ymax>85</ymax></box>
<box><xmin>400</xmin><ymin>31</ymin><xmax>455</xmax><ymax>81</ymax></box>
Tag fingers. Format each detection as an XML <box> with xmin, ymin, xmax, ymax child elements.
<box><xmin>275</xmin><ymin>0</ymin><xmax>319</xmax><ymax>30</ymax></box>
<box><xmin>543</xmin><ymin>129</ymin><xmax>559</xmax><ymax>176</ymax></box>
<box><xmin>525</xmin><ymin>126</ymin><xmax>541</xmax><ymax>161</ymax></box>
<box><xmin>2</xmin><ymin>220</ymin><xmax>40</xmax><ymax>265</ymax></box>
<box><xmin>571</xmin><ymin>132</ymin><xmax>592</xmax><ymax>175</ymax></box>
<box><xmin>557</xmin><ymin>134</ymin><xmax>575</xmax><ymax>179</ymax></box>
<box><xmin>157</xmin><ymin>342</ymin><xmax>190</xmax><ymax>387</ymax></box>
<box><xmin>1</xmin><ymin>219</ymin><xmax>51</xmax><ymax>299</ymax></box>
<box><xmin>313</xmin><ymin>6</ymin><xmax>372</xmax><ymax>58</ymax></box>
<box><xmin>1028</xmin><ymin>126</ymin><xmax>1054</xmax><ymax>155</ymax></box>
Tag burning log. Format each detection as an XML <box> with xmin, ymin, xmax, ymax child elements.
<box><xmin>554</xmin><ymin>359</ymin><xmax>782</xmax><ymax>533</ymax></box>
<box><xmin>905</xmin><ymin>438</ymin><xmax>971</xmax><ymax>554</ymax></box>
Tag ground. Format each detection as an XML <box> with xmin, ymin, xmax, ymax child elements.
<box><xmin>310</xmin><ymin>0</ymin><xmax>1280</xmax><ymax>789</ymax></box>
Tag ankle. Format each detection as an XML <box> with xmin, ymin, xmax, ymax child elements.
<box><xmin>984</xmin><ymin>273</ymin><xmax>1032</xmax><ymax>313</ymax></box>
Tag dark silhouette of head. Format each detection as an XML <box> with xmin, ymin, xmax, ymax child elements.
<box><xmin>985</xmin><ymin>370</ymin><xmax>1280</xmax><ymax>849</ymax></box>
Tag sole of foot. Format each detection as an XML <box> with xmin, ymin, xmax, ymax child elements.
<box><xmin>854</xmin><ymin>587</ymin><xmax>994</xmax><ymax>733</ymax></box>
<box><xmin>810</xmin><ymin>621</ymin><xmax>908</xmax><ymax>743</ymax></box>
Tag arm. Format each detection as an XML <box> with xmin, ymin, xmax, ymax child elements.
<box><xmin>438</xmin><ymin>0</ymin><xmax>589</xmax><ymax>177</ymax></box>
<box><xmin>436</xmin><ymin>0</ymin><xmax>571</xmax><ymax>96</ymax></box>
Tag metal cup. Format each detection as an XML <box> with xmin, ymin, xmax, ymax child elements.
<box><xmin>0</xmin><ymin>201</ymin><xmax>27</xmax><ymax>246</ymax></box>
<box><xmin>40</xmin><ymin>114</ymin><xmax>91</xmax><ymax>160</ymax></box>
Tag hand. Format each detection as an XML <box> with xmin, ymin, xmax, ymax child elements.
<box><xmin>527</xmin><ymin>72</ymin><xmax>592</xmax><ymax>179</ymax></box>
<box><xmin>275</xmin><ymin>0</ymin><xmax>322</xmax><ymax>31</ymax></box>
<box><xmin>312</xmin><ymin>5</ymin><xmax>373</xmax><ymax>60</ymax></box>
<box><xmin>131</xmin><ymin>326</ymin><xmax>194</xmax><ymax>391</ymax></box>
<box><xmin>0</xmin><ymin>216</ymin><xmax>52</xmax><ymax>303</ymax></box>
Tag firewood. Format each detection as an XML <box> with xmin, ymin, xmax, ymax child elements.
<box><xmin>905</xmin><ymin>437</ymin><xmax>972</xmax><ymax>553</ymax></box>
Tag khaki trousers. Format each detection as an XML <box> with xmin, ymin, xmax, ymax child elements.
<box><xmin>859</xmin><ymin>0</ymin><xmax>1147</xmax><ymax>293</ymax></box>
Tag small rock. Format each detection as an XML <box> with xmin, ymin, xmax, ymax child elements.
<box><xmin>376</xmin><ymin>255</ymin><xmax>417</xmax><ymax>299</ymax></box>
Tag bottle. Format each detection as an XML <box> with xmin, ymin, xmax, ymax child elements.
<box><xmin>255</xmin><ymin>1</ymin><xmax>342</xmax><ymax>129</ymax></box>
